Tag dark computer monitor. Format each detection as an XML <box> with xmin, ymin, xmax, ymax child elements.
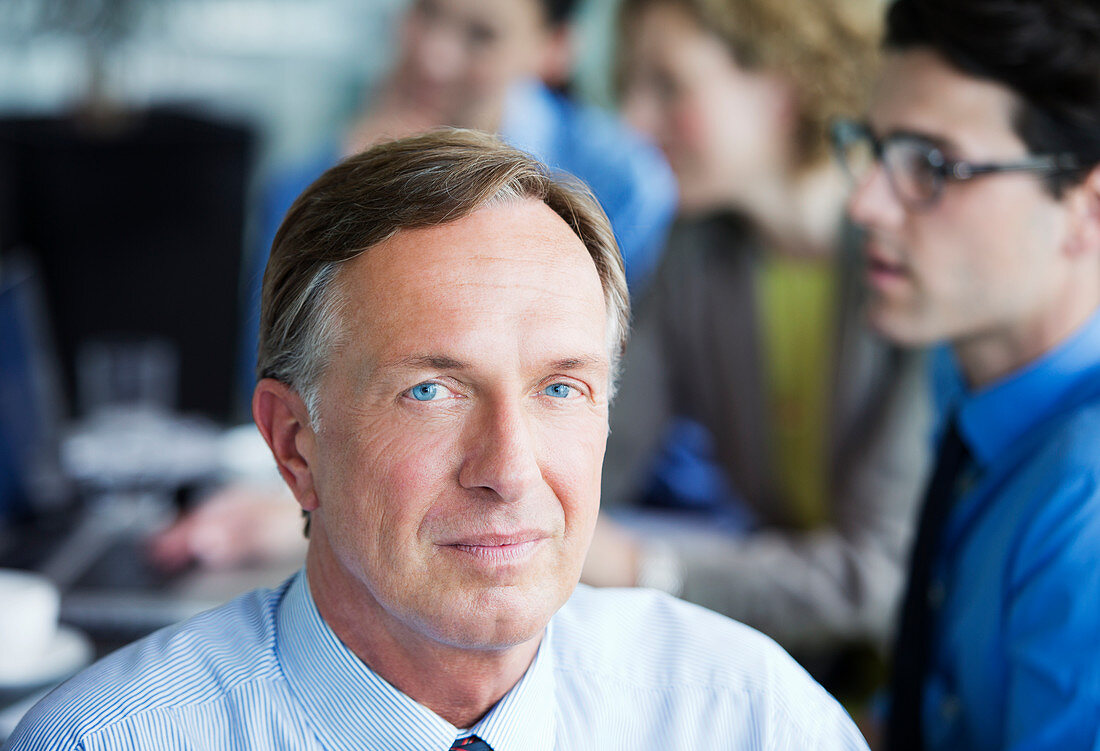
<box><xmin>0</xmin><ymin>108</ymin><xmax>254</xmax><ymax>423</ymax></box>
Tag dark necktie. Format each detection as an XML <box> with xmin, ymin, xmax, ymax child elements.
<box><xmin>450</xmin><ymin>735</ymin><xmax>493</xmax><ymax>751</ymax></box>
<box><xmin>886</xmin><ymin>418</ymin><xmax>970</xmax><ymax>751</ymax></box>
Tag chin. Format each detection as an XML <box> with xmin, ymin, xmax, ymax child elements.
<box><xmin>427</xmin><ymin>579</ymin><xmax>572</xmax><ymax>651</ymax></box>
<box><xmin>676</xmin><ymin>194</ymin><xmax>728</xmax><ymax>219</ymax></box>
<box><xmin>866</xmin><ymin>305</ymin><xmax>943</xmax><ymax>348</ymax></box>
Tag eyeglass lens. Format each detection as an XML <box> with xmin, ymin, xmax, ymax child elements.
<box><xmin>834</xmin><ymin>124</ymin><xmax>942</xmax><ymax>207</ymax></box>
<box><xmin>882</xmin><ymin>140</ymin><xmax>941</xmax><ymax>206</ymax></box>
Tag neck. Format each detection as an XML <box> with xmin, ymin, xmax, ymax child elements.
<box><xmin>731</xmin><ymin>161</ymin><xmax>848</xmax><ymax>260</ymax></box>
<box><xmin>456</xmin><ymin>98</ymin><xmax>506</xmax><ymax>135</ymax></box>
<box><xmin>342</xmin><ymin>87</ymin><xmax>506</xmax><ymax>158</ymax></box>
<box><xmin>304</xmin><ymin>531</ymin><xmax>540</xmax><ymax>729</ymax></box>
<box><xmin>954</xmin><ymin>282</ymin><xmax>1100</xmax><ymax>389</ymax></box>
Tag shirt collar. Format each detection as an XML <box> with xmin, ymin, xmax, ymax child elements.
<box><xmin>276</xmin><ymin>570</ymin><xmax>557</xmax><ymax>751</ymax></box>
<box><xmin>934</xmin><ymin>306</ymin><xmax>1100</xmax><ymax>467</ymax></box>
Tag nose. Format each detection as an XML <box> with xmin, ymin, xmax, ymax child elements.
<box><xmin>846</xmin><ymin>161</ymin><xmax>906</xmax><ymax>230</ymax></box>
<box><xmin>458</xmin><ymin>398</ymin><xmax>543</xmax><ymax>503</ymax></box>
<box><xmin>621</xmin><ymin>88</ymin><xmax>662</xmax><ymax>145</ymax></box>
<box><xmin>405</xmin><ymin>16</ymin><xmax>465</xmax><ymax>87</ymax></box>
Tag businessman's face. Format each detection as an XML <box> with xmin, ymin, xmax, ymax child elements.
<box><xmin>305</xmin><ymin>199</ymin><xmax>611</xmax><ymax>654</ymax></box>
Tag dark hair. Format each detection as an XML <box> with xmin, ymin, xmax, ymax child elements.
<box><xmin>885</xmin><ymin>0</ymin><xmax>1100</xmax><ymax>196</ymax></box>
<box><xmin>537</xmin><ymin>0</ymin><xmax>579</xmax><ymax>27</ymax></box>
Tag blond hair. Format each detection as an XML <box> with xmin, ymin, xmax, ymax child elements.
<box><xmin>257</xmin><ymin>129</ymin><xmax>629</xmax><ymax>418</ymax></box>
<box><xmin>618</xmin><ymin>0</ymin><xmax>882</xmax><ymax>169</ymax></box>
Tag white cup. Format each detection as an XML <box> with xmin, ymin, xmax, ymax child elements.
<box><xmin>0</xmin><ymin>569</ymin><xmax>60</xmax><ymax>680</ymax></box>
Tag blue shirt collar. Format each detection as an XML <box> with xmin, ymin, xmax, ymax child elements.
<box><xmin>934</xmin><ymin>306</ymin><xmax>1100</xmax><ymax>467</ymax></box>
<box><xmin>276</xmin><ymin>570</ymin><xmax>557</xmax><ymax>751</ymax></box>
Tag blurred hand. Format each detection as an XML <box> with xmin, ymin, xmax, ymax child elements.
<box><xmin>148</xmin><ymin>483</ymin><xmax>307</xmax><ymax>572</ymax></box>
<box><xmin>581</xmin><ymin>515</ymin><xmax>642</xmax><ymax>588</ymax></box>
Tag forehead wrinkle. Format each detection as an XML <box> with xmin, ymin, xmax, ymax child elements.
<box><xmin>329</xmin><ymin>200</ymin><xmax>611</xmax><ymax>384</ymax></box>
<box><xmin>385</xmin><ymin>245</ymin><xmax>597</xmax><ymax>302</ymax></box>
<box><xmin>357</xmin><ymin>306</ymin><xmax>608</xmax><ymax>377</ymax></box>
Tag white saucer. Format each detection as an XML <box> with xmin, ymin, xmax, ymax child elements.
<box><xmin>0</xmin><ymin>626</ymin><xmax>93</xmax><ymax>688</ymax></box>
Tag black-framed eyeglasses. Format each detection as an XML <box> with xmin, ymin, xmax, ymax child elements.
<box><xmin>829</xmin><ymin>118</ymin><xmax>1082</xmax><ymax>210</ymax></box>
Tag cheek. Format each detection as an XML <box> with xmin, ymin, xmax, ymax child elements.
<box><xmin>666</xmin><ymin>98</ymin><xmax>717</xmax><ymax>164</ymax></box>
<box><xmin>538</xmin><ymin>414</ymin><xmax>606</xmax><ymax>532</ymax></box>
<box><xmin>670</xmin><ymin>85</ymin><xmax>771</xmax><ymax>190</ymax></box>
<box><xmin>325</xmin><ymin>421</ymin><xmax>458</xmax><ymax>549</ymax></box>
<box><xmin>468</xmin><ymin>45</ymin><xmax>528</xmax><ymax>95</ymax></box>
<box><xmin>464</xmin><ymin>62</ymin><xmax>499</xmax><ymax>94</ymax></box>
<box><xmin>917</xmin><ymin>188</ymin><xmax>1037</xmax><ymax>289</ymax></box>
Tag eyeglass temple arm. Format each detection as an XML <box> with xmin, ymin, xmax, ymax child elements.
<box><xmin>949</xmin><ymin>154</ymin><xmax>1080</xmax><ymax>180</ymax></box>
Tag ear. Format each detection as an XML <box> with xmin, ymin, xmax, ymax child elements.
<box><xmin>537</xmin><ymin>24</ymin><xmax>573</xmax><ymax>90</ymax></box>
<box><xmin>1063</xmin><ymin>164</ymin><xmax>1100</xmax><ymax>259</ymax></box>
<box><xmin>252</xmin><ymin>378</ymin><xmax>321</xmax><ymax>512</ymax></box>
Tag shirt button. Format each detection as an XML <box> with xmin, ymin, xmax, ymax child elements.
<box><xmin>927</xmin><ymin>580</ymin><xmax>946</xmax><ymax>610</ymax></box>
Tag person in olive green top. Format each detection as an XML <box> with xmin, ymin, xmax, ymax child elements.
<box><xmin>582</xmin><ymin>0</ymin><xmax>932</xmax><ymax>658</ymax></box>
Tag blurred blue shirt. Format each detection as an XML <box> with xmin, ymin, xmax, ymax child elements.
<box><xmin>499</xmin><ymin>79</ymin><xmax>677</xmax><ymax>294</ymax></box>
<box><xmin>236</xmin><ymin>79</ymin><xmax>677</xmax><ymax>410</ymax></box>
<box><xmin>7</xmin><ymin>570</ymin><xmax>868</xmax><ymax>749</ymax></box>
<box><xmin>919</xmin><ymin>308</ymin><xmax>1100</xmax><ymax>750</ymax></box>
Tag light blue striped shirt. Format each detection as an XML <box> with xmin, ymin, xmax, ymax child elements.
<box><xmin>7</xmin><ymin>571</ymin><xmax>868</xmax><ymax>750</ymax></box>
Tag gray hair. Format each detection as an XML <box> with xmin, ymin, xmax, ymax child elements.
<box><xmin>257</xmin><ymin>129</ymin><xmax>630</xmax><ymax>423</ymax></box>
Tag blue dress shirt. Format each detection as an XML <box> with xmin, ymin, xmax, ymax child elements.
<box><xmin>235</xmin><ymin>79</ymin><xmax>677</xmax><ymax>411</ymax></box>
<box><xmin>919</xmin><ymin>308</ymin><xmax>1100</xmax><ymax>750</ymax></box>
<box><xmin>7</xmin><ymin>572</ymin><xmax>868</xmax><ymax>750</ymax></box>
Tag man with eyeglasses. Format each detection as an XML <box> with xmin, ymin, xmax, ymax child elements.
<box><xmin>831</xmin><ymin>0</ymin><xmax>1100</xmax><ymax>749</ymax></box>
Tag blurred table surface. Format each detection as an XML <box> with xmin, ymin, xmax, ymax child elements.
<box><xmin>0</xmin><ymin>498</ymin><xmax>302</xmax><ymax>741</ymax></box>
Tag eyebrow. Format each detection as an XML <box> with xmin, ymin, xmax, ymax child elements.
<box><xmin>385</xmin><ymin>354</ymin><xmax>470</xmax><ymax>371</ymax></box>
<box><xmin>880</xmin><ymin>126</ymin><xmax>961</xmax><ymax>153</ymax></box>
<box><xmin>382</xmin><ymin>353</ymin><xmax>607</xmax><ymax>372</ymax></box>
<box><xmin>546</xmin><ymin>355</ymin><xmax>608</xmax><ymax>371</ymax></box>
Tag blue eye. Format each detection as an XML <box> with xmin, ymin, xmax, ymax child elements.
<box><xmin>543</xmin><ymin>383</ymin><xmax>574</xmax><ymax>399</ymax></box>
<box><xmin>410</xmin><ymin>383</ymin><xmax>441</xmax><ymax>401</ymax></box>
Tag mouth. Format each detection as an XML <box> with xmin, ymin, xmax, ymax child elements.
<box><xmin>863</xmin><ymin>239</ymin><xmax>910</xmax><ymax>290</ymax></box>
<box><xmin>449</xmin><ymin>540</ymin><xmax>541</xmax><ymax>564</ymax></box>
<box><xmin>441</xmin><ymin>532</ymin><xmax>548</xmax><ymax>566</ymax></box>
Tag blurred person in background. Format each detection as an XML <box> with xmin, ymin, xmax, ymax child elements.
<box><xmin>837</xmin><ymin>0</ymin><xmax>1100</xmax><ymax>747</ymax></box>
<box><xmin>582</xmin><ymin>0</ymin><xmax>932</xmax><ymax>669</ymax></box>
<box><xmin>151</xmin><ymin>0</ymin><xmax>676</xmax><ymax>572</ymax></box>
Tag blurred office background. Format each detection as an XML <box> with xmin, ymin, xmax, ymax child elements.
<box><xmin>0</xmin><ymin>0</ymin><xmax>619</xmax><ymax>176</ymax></box>
<box><xmin>0</xmin><ymin>0</ymin><xmax>622</xmax><ymax>505</ymax></box>
<box><xmin>0</xmin><ymin>0</ymin><xmax>621</xmax><ymax>433</ymax></box>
